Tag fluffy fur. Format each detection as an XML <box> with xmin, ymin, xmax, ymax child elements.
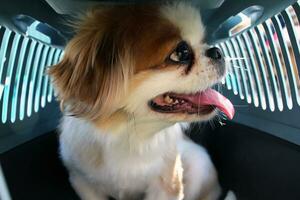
<box><xmin>50</xmin><ymin>2</ymin><xmax>234</xmax><ymax>200</ymax></box>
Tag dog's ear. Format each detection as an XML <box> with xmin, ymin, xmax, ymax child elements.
<box><xmin>49</xmin><ymin>9</ymin><xmax>132</xmax><ymax>119</ymax></box>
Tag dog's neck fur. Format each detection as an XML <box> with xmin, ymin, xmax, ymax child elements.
<box><xmin>95</xmin><ymin>110</ymin><xmax>173</xmax><ymax>138</ymax></box>
<box><xmin>91</xmin><ymin>110</ymin><xmax>181</xmax><ymax>155</ymax></box>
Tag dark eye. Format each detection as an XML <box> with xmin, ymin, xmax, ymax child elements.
<box><xmin>168</xmin><ymin>41</ymin><xmax>193</xmax><ymax>64</ymax></box>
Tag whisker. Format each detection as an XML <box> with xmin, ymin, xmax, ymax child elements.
<box><xmin>232</xmin><ymin>65</ymin><xmax>249</xmax><ymax>71</ymax></box>
<box><xmin>216</xmin><ymin>83</ymin><xmax>223</xmax><ymax>94</ymax></box>
<box><xmin>208</xmin><ymin>119</ymin><xmax>216</xmax><ymax>130</ymax></box>
<box><xmin>215</xmin><ymin>114</ymin><xmax>223</xmax><ymax>124</ymax></box>
<box><xmin>227</xmin><ymin>72</ymin><xmax>236</xmax><ymax>77</ymax></box>
<box><xmin>196</xmin><ymin>122</ymin><xmax>204</xmax><ymax>135</ymax></box>
<box><xmin>216</xmin><ymin>114</ymin><xmax>227</xmax><ymax>126</ymax></box>
<box><xmin>214</xmin><ymin>114</ymin><xmax>226</xmax><ymax>127</ymax></box>
<box><xmin>219</xmin><ymin>112</ymin><xmax>227</xmax><ymax>121</ymax></box>
<box><xmin>225</xmin><ymin>57</ymin><xmax>247</xmax><ymax>61</ymax></box>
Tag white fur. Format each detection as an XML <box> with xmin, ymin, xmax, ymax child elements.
<box><xmin>60</xmin><ymin>117</ymin><xmax>221</xmax><ymax>200</ymax></box>
<box><xmin>161</xmin><ymin>2</ymin><xmax>205</xmax><ymax>46</ymax></box>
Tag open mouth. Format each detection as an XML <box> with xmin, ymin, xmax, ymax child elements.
<box><xmin>149</xmin><ymin>88</ymin><xmax>235</xmax><ymax>119</ymax></box>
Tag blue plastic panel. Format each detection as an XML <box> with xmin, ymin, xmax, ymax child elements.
<box><xmin>0</xmin><ymin>26</ymin><xmax>63</xmax><ymax>123</ymax></box>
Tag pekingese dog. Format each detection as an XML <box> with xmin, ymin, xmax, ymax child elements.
<box><xmin>49</xmin><ymin>2</ymin><xmax>235</xmax><ymax>200</ymax></box>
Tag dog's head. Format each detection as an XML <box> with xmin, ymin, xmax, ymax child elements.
<box><xmin>49</xmin><ymin>3</ymin><xmax>234</xmax><ymax>128</ymax></box>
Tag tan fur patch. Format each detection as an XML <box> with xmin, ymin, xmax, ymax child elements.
<box><xmin>49</xmin><ymin>5</ymin><xmax>181</xmax><ymax>121</ymax></box>
<box><xmin>93</xmin><ymin>109</ymin><xmax>129</xmax><ymax>133</ymax></box>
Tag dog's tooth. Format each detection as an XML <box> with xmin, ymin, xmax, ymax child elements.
<box><xmin>164</xmin><ymin>95</ymin><xmax>173</xmax><ymax>104</ymax></box>
<box><xmin>174</xmin><ymin>99</ymin><xmax>179</xmax><ymax>104</ymax></box>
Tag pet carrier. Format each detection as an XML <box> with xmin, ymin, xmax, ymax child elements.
<box><xmin>0</xmin><ymin>0</ymin><xmax>299</xmax><ymax>200</ymax></box>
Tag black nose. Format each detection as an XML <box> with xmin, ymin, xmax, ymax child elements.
<box><xmin>205</xmin><ymin>47</ymin><xmax>223</xmax><ymax>60</ymax></box>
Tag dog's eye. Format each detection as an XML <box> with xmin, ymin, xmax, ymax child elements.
<box><xmin>168</xmin><ymin>41</ymin><xmax>193</xmax><ymax>64</ymax></box>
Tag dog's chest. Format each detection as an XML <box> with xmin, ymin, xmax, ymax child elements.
<box><xmin>81</xmin><ymin>148</ymin><xmax>164</xmax><ymax>198</ymax></box>
<box><xmin>60</xmin><ymin>118</ymin><xmax>183</xmax><ymax>198</ymax></box>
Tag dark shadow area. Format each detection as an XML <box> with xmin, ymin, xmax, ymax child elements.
<box><xmin>188</xmin><ymin>121</ymin><xmax>300</xmax><ymax>200</ymax></box>
<box><xmin>0</xmin><ymin>132</ymin><xmax>79</xmax><ymax>200</ymax></box>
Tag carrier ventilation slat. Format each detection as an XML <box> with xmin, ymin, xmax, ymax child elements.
<box><xmin>47</xmin><ymin>49</ymin><xmax>63</xmax><ymax>103</ymax></box>
<box><xmin>231</xmin><ymin>38</ymin><xmax>251</xmax><ymax>103</ymax></box>
<box><xmin>26</xmin><ymin>42</ymin><xmax>44</xmax><ymax>117</ymax></box>
<box><xmin>218</xmin><ymin>1</ymin><xmax>300</xmax><ymax>111</ymax></box>
<box><xmin>216</xmin><ymin>44</ymin><xmax>232</xmax><ymax>90</ymax></box>
<box><xmin>236</xmin><ymin>35</ymin><xmax>258</xmax><ymax>106</ymax></box>
<box><xmin>251</xmin><ymin>29</ymin><xmax>273</xmax><ymax>111</ymax></box>
<box><xmin>241</xmin><ymin>32</ymin><xmax>266</xmax><ymax>109</ymax></box>
<box><xmin>1</xmin><ymin>33</ymin><xmax>21</xmax><ymax>123</ymax></box>
<box><xmin>0</xmin><ymin>29</ymin><xmax>12</xmax><ymax>103</ymax></box>
<box><xmin>19</xmin><ymin>40</ymin><xmax>38</xmax><ymax>121</ymax></box>
<box><xmin>255</xmin><ymin>26</ymin><xmax>280</xmax><ymax>111</ymax></box>
<box><xmin>34</xmin><ymin>45</ymin><xmax>50</xmax><ymax>113</ymax></box>
<box><xmin>263</xmin><ymin>20</ymin><xmax>291</xmax><ymax>110</ymax></box>
<box><xmin>225</xmin><ymin>41</ymin><xmax>245</xmax><ymax>99</ymax></box>
<box><xmin>41</xmin><ymin>48</ymin><xmax>55</xmax><ymax>108</ymax></box>
<box><xmin>0</xmin><ymin>26</ymin><xmax>63</xmax><ymax>123</ymax></box>
<box><xmin>11</xmin><ymin>37</ymin><xmax>30</xmax><ymax>123</ymax></box>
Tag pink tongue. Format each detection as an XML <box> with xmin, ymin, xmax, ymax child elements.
<box><xmin>186</xmin><ymin>89</ymin><xmax>235</xmax><ymax>119</ymax></box>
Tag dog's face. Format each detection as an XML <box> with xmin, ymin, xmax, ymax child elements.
<box><xmin>50</xmin><ymin>3</ymin><xmax>234</xmax><ymax>127</ymax></box>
